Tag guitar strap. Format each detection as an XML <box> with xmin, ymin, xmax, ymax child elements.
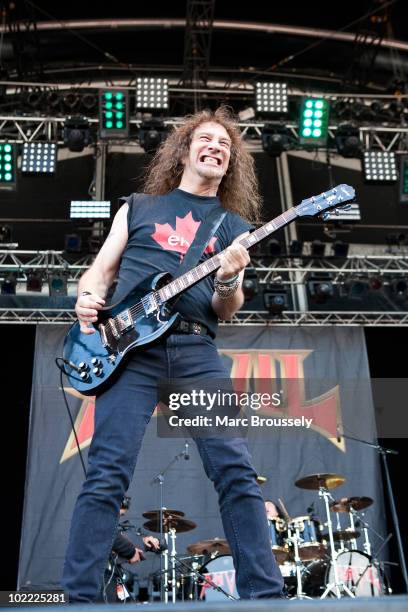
<box><xmin>173</xmin><ymin>204</ymin><xmax>227</xmax><ymax>280</ymax></box>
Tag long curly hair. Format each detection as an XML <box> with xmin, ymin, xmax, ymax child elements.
<box><xmin>142</xmin><ymin>106</ymin><xmax>261</xmax><ymax>223</ymax></box>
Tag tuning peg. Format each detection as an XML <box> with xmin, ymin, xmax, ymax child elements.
<box><xmin>341</xmin><ymin>204</ymin><xmax>352</xmax><ymax>210</ymax></box>
<box><xmin>321</xmin><ymin>212</ymin><xmax>330</xmax><ymax>221</ymax></box>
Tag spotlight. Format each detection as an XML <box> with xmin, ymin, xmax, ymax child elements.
<box><xmin>48</xmin><ymin>272</ymin><xmax>68</xmax><ymax>296</ymax></box>
<box><xmin>308</xmin><ymin>275</ymin><xmax>334</xmax><ymax>304</ymax></box>
<box><xmin>70</xmin><ymin>201</ymin><xmax>110</xmax><ymax>219</ymax></box>
<box><xmin>334</xmin><ymin>123</ymin><xmax>362</xmax><ymax>158</ymax></box>
<box><xmin>63</xmin><ymin>116</ymin><xmax>92</xmax><ymax>153</ymax></box>
<box><xmin>261</xmin><ymin>123</ymin><xmax>296</xmax><ymax>158</ymax></box>
<box><xmin>263</xmin><ymin>285</ymin><xmax>288</xmax><ymax>315</ymax></box>
<box><xmin>0</xmin><ymin>224</ymin><xmax>12</xmax><ymax>243</ymax></box>
<box><xmin>82</xmin><ymin>93</ymin><xmax>97</xmax><ymax>111</ymax></box>
<box><xmin>399</xmin><ymin>155</ymin><xmax>408</xmax><ymax>204</ymax></box>
<box><xmin>21</xmin><ymin>142</ymin><xmax>57</xmax><ymax>175</ymax></box>
<box><xmin>370</xmin><ymin>277</ymin><xmax>383</xmax><ymax>291</ymax></box>
<box><xmin>26</xmin><ymin>270</ymin><xmax>43</xmax><ymax>292</ymax></box>
<box><xmin>363</xmin><ymin>151</ymin><xmax>398</xmax><ymax>183</ymax></box>
<box><xmin>64</xmin><ymin>234</ymin><xmax>82</xmax><ymax>253</ymax></box>
<box><xmin>267</xmin><ymin>239</ymin><xmax>282</xmax><ymax>257</ymax></box>
<box><xmin>138</xmin><ymin>120</ymin><xmax>168</xmax><ymax>154</ymax></box>
<box><xmin>393</xmin><ymin>279</ymin><xmax>408</xmax><ymax>299</ymax></box>
<box><xmin>299</xmin><ymin>98</ymin><xmax>329</xmax><ymax>146</ymax></box>
<box><xmin>332</xmin><ymin>241</ymin><xmax>349</xmax><ymax>258</ymax></box>
<box><xmin>99</xmin><ymin>89</ymin><xmax>129</xmax><ymax>139</ymax></box>
<box><xmin>0</xmin><ymin>143</ymin><xmax>16</xmax><ymax>189</ymax></box>
<box><xmin>242</xmin><ymin>268</ymin><xmax>259</xmax><ymax>301</ymax></box>
<box><xmin>289</xmin><ymin>240</ymin><xmax>303</xmax><ymax>256</ymax></box>
<box><xmin>255</xmin><ymin>82</ymin><xmax>288</xmax><ymax>114</ymax></box>
<box><xmin>310</xmin><ymin>240</ymin><xmax>326</xmax><ymax>257</ymax></box>
<box><xmin>348</xmin><ymin>280</ymin><xmax>368</xmax><ymax>300</ymax></box>
<box><xmin>26</xmin><ymin>89</ymin><xmax>43</xmax><ymax>109</ymax></box>
<box><xmin>136</xmin><ymin>77</ymin><xmax>169</xmax><ymax>110</ymax></box>
<box><xmin>1</xmin><ymin>272</ymin><xmax>17</xmax><ymax>295</ymax></box>
<box><xmin>46</xmin><ymin>90</ymin><xmax>61</xmax><ymax>109</ymax></box>
<box><xmin>63</xmin><ymin>92</ymin><xmax>80</xmax><ymax>110</ymax></box>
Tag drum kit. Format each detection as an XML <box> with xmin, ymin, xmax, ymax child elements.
<box><xmin>140</xmin><ymin>472</ymin><xmax>388</xmax><ymax>602</ymax></box>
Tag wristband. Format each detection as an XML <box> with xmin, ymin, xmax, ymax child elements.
<box><xmin>215</xmin><ymin>273</ymin><xmax>239</xmax><ymax>286</ymax></box>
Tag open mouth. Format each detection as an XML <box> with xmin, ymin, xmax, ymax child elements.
<box><xmin>199</xmin><ymin>155</ymin><xmax>221</xmax><ymax>166</ymax></box>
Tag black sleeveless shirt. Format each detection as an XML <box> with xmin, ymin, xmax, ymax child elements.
<box><xmin>110</xmin><ymin>188</ymin><xmax>253</xmax><ymax>337</ymax></box>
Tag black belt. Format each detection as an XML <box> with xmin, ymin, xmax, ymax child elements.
<box><xmin>173</xmin><ymin>318</ymin><xmax>212</xmax><ymax>338</ymax></box>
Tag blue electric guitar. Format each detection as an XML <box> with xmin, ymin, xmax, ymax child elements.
<box><xmin>62</xmin><ymin>184</ymin><xmax>355</xmax><ymax>394</ymax></box>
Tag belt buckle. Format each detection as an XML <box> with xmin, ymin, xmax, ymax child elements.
<box><xmin>192</xmin><ymin>322</ymin><xmax>201</xmax><ymax>335</ymax></box>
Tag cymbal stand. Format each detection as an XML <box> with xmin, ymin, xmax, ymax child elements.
<box><xmin>285</xmin><ymin>525</ymin><xmax>311</xmax><ymax>599</ymax></box>
<box><xmin>319</xmin><ymin>487</ymin><xmax>355</xmax><ymax>598</ymax></box>
<box><xmin>169</xmin><ymin>527</ymin><xmax>177</xmax><ymax>603</ymax></box>
<box><xmin>150</xmin><ymin>443</ymin><xmax>189</xmax><ymax>603</ymax></box>
<box><xmin>347</xmin><ymin>511</ymin><xmax>358</xmax><ymax>551</ymax></box>
<box><xmin>175</xmin><ymin>556</ymin><xmax>237</xmax><ymax>601</ymax></box>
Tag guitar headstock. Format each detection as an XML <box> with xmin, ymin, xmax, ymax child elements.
<box><xmin>295</xmin><ymin>184</ymin><xmax>356</xmax><ymax>221</ymax></box>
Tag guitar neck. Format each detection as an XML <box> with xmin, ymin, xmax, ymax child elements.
<box><xmin>157</xmin><ymin>206</ymin><xmax>298</xmax><ymax>303</ymax></box>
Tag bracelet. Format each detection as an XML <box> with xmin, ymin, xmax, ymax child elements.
<box><xmin>214</xmin><ymin>276</ymin><xmax>240</xmax><ymax>300</ymax></box>
<box><xmin>80</xmin><ymin>291</ymin><xmax>92</xmax><ymax>296</ymax></box>
<box><xmin>215</xmin><ymin>273</ymin><xmax>239</xmax><ymax>286</ymax></box>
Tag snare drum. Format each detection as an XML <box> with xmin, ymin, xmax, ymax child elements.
<box><xmin>287</xmin><ymin>515</ymin><xmax>326</xmax><ymax>561</ymax></box>
<box><xmin>268</xmin><ymin>517</ymin><xmax>290</xmax><ymax>564</ymax></box>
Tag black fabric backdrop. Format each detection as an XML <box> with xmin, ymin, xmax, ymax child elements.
<box><xmin>18</xmin><ymin>325</ymin><xmax>386</xmax><ymax>589</ymax></box>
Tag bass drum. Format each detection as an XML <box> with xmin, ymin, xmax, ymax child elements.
<box><xmin>302</xmin><ymin>551</ymin><xmax>385</xmax><ymax>598</ymax></box>
<box><xmin>198</xmin><ymin>555</ymin><xmax>238</xmax><ymax>601</ymax></box>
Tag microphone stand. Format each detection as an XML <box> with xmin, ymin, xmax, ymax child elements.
<box><xmin>150</xmin><ymin>441</ymin><xmax>190</xmax><ymax>603</ymax></box>
<box><xmin>340</xmin><ymin>432</ymin><xmax>408</xmax><ymax>593</ymax></box>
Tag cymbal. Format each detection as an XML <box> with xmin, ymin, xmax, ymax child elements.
<box><xmin>144</xmin><ymin>516</ymin><xmax>197</xmax><ymax>534</ymax></box>
<box><xmin>187</xmin><ymin>538</ymin><xmax>231</xmax><ymax>556</ymax></box>
<box><xmin>256</xmin><ymin>475</ymin><xmax>268</xmax><ymax>485</ymax></box>
<box><xmin>295</xmin><ymin>473</ymin><xmax>346</xmax><ymax>490</ymax></box>
<box><xmin>330</xmin><ymin>496</ymin><xmax>373</xmax><ymax>513</ymax></box>
<box><xmin>323</xmin><ymin>529</ymin><xmax>361</xmax><ymax>542</ymax></box>
<box><xmin>143</xmin><ymin>509</ymin><xmax>185</xmax><ymax>520</ymax></box>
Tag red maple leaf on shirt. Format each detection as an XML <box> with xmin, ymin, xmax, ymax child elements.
<box><xmin>151</xmin><ymin>211</ymin><xmax>218</xmax><ymax>259</ymax></box>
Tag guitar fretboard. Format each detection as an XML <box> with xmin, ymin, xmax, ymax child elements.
<box><xmin>157</xmin><ymin>207</ymin><xmax>298</xmax><ymax>302</ymax></box>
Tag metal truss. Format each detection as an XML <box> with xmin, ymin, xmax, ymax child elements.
<box><xmin>0</xmin><ymin>307</ymin><xmax>406</xmax><ymax>326</ymax></box>
<box><xmin>224</xmin><ymin>310</ymin><xmax>408</xmax><ymax>326</ymax></box>
<box><xmin>249</xmin><ymin>254</ymin><xmax>408</xmax><ymax>285</ymax></box>
<box><xmin>2</xmin><ymin>113</ymin><xmax>408</xmax><ymax>153</ymax></box>
<box><xmin>0</xmin><ymin>250</ymin><xmax>93</xmax><ymax>281</ymax></box>
<box><xmin>181</xmin><ymin>0</ymin><xmax>216</xmax><ymax>90</ymax></box>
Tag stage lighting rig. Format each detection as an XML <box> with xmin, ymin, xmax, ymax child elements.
<box><xmin>138</xmin><ymin>120</ymin><xmax>168</xmax><ymax>154</ymax></box>
<box><xmin>70</xmin><ymin>201</ymin><xmax>111</xmax><ymax>219</ymax></box>
<box><xmin>48</xmin><ymin>272</ymin><xmax>68</xmax><ymax>297</ymax></box>
<box><xmin>399</xmin><ymin>155</ymin><xmax>408</xmax><ymax>204</ymax></box>
<box><xmin>299</xmin><ymin>98</ymin><xmax>329</xmax><ymax>147</ymax></box>
<box><xmin>310</xmin><ymin>240</ymin><xmax>326</xmax><ymax>257</ymax></box>
<box><xmin>308</xmin><ymin>275</ymin><xmax>334</xmax><ymax>304</ymax></box>
<box><xmin>334</xmin><ymin>123</ymin><xmax>363</xmax><ymax>158</ymax></box>
<box><xmin>263</xmin><ymin>285</ymin><xmax>288</xmax><ymax>315</ymax></box>
<box><xmin>1</xmin><ymin>272</ymin><xmax>17</xmax><ymax>295</ymax></box>
<box><xmin>242</xmin><ymin>268</ymin><xmax>259</xmax><ymax>301</ymax></box>
<box><xmin>21</xmin><ymin>142</ymin><xmax>57</xmax><ymax>175</ymax></box>
<box><xmin>0</xmin><ymin>143</ymin><xmax>16</xmax><ymax>190</ymax></box>
<box><xmin>261</xmin><ymin>123</ymin><xmax>296</xmax><ymax>158</ymax></box>
<box><xmin>255</xmin><ymin>82</ymin><xmax>288</xmax><ymax>115</ymax></box>
<box><xmin>136</xmin><ymin>77</ymin><xmax>169</xmax><ymax>110</ymax></box>
<box><xmin>363</xmin><ymin>151</ymin><xmax>398</xmax><ymax>184</ymax></box>
<box><xmin>63</xmin><ymin>116</ymin><xmax>92</xmax><ymax>153</ymax></box>
<box><xmin>26</xmin><ymin>270</ymin><xmax>43</xmax><ymax>292</ymax></box>
<box><xmin>99</xmin><ymin>89</ymin><xmax>129</xmax><ymax>139</ymax></box>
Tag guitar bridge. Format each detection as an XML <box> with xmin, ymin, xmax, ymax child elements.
<box><xmin>117</xmin><ymin>309</ymin><xmax>133</xmax><ymax>333</ymax></box>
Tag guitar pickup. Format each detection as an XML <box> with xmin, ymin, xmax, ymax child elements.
<box><xmin>141</xmin><ymin>293</ymin><xmax>158</xmax><ymax>316</ymax></box>
<box><xmin>117</xmin><ymin>309</ymin><xmax>133</xmax><ymax>333</ymax></box>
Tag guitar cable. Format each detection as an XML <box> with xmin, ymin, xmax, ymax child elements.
<box><xmin>55</xmin><ymin>359</ymin><xmax>88</xmax><ymax>478</ymax></box>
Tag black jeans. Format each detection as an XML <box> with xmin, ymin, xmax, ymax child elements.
<box><xmin>62</xmin><ymin>333</ymin><xmax>284</xmax><ymax>601</ymax></box>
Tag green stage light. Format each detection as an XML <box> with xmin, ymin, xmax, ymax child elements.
<box><xmin>299</xmin><ymin>98</ymin><xmax>329</xmax><ymax>146</ymax></box>
<box><xmin>0</xmin><ymin>143</ymin><xmax>16</xmax><ymax>190</ymax></box>
<box><xmin>99</xmin><ymin>89</ymin><xmax>129</xmax><ymax>139</ymax></box>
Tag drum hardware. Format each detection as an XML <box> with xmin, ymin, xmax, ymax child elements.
<box><xmin>268</xmin><ymin>517</ymin><xmax>292</xmax><ymax>564</ymax></box>
<box><xmin>149</xmin><ymin>443</ymin><xmax>195</xmax><ymax>603</ymax></box>
<box><xmin>285</xmin><ymin>530</ymin><xmax>312</xmax><ymax>599</ymax></box>
<box><xmin>295</xmin><ymin>472</ymin><xmax>355</xmax><ymax>598</ymax></box>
